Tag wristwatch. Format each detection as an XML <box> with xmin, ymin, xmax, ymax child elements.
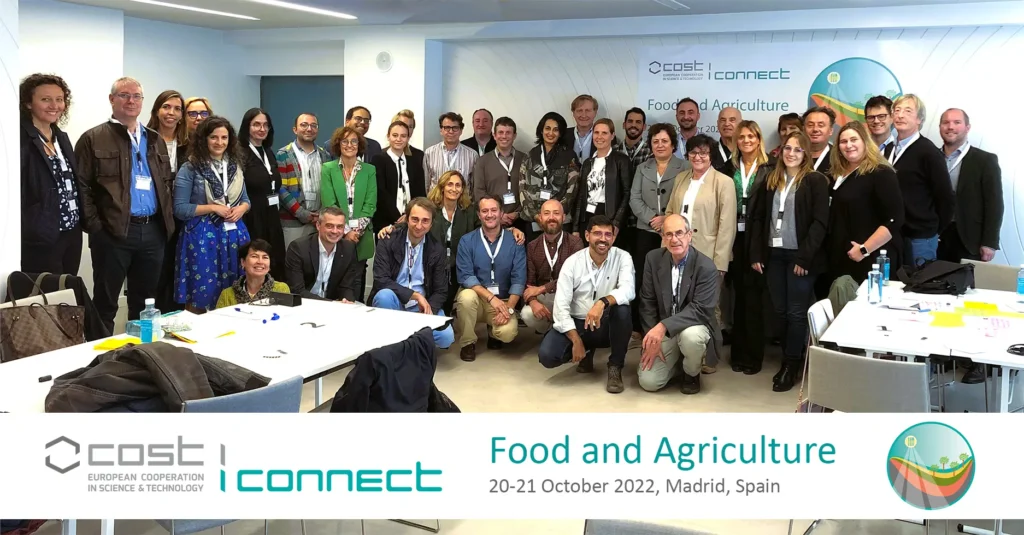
<box><xmin>600</xmin><ymin>297</ymin><xmax>611</xmax><ymax>308</ymax></box>
<box><xmin>508</xmin><ymin>307</ymin><xmax>516</xmax><ymax>316</ymax></box>
<box><xmin>859</xmin><ymin>244</ymin><xmax>869</xmax><ymax>256</ymax></box>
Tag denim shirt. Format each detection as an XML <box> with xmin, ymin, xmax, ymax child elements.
<box><xmin>456</xmin><ymin>228</ymin><xmax>527</xmax><ymax>298</ymax></box>
<box><xmin>173</xmin><ymin>160</ymin><xmax>251</xmax><ymax>221</ymax></box>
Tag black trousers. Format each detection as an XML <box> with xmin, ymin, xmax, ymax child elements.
<box><xmin>21</xmin><ymin>227</ymin><xmax>83</xmax><ymax>276</ymax></box>
<box><xmin>443</xmin><ymin>267</ymin><xmax>458</xmax><ymax>317</ymax></box>
<box><xmin>631</xmin><ymin>228</ymin><xmax>662</xmax><ymax>333</ymax></box>
<box><xmin>90</xmin><ymin>221</ymin><xmax>166</xmax><ymax>334</ymax></box>
<box><xmin>538</xmin><ymin>305</ymin><xmax>632</xmax><ymax>368</ymax></box>
<box><xmin>727</xmin><ymin>235</ymin><xmax>766</xmax><ymax>370</ymax></box>
<box><xmin>765</xmin><ymin>249</ymin><xmax>817</xmax><ymax>365</ymax></box>
<box><xmin>937</xmin><ymin>222</ymin><xmax>980</xmax><ymax>263</ymax></box>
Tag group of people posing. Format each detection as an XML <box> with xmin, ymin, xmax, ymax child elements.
<box><xmin>20</xmin><ymin>73</ymin><xmax>1003</xmax><ymax>394</ymax></box>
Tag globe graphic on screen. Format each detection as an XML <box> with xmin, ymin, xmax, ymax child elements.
<box><xmin>887</xmin><ymin>422</ymin><xmax>975</xmax><ymax>510</ymax></box>
<box><xmin>807</xmin><ymin>57</ymin><xmax>903</xmax><ymax>126</ymax></box>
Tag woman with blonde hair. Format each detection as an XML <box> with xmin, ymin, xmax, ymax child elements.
<box><xmin>825</xmin><ymin>121</ymin><xmax>904</xmax><ymax>286</ymax></box>
<box><xmin>184</xmin><ymin>96</ymin><xmax>213</xmax><ymax>137</ymax></box>
<box><xmin>726</xmin><ymin>119</ymin><xmax>771</xmax><ymax>375</ymax></box>
<box><xmin>749</xmin><ymin>131</ymin><xmax>830</xmax><ymax>391</ymax></box>
<box><xmin>392</xmin><ymin>109</ymin><xmax>420</xmax><ymax>156</ymax></box>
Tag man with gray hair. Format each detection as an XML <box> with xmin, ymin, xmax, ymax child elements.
<box><xmin>884</xmin><ymin>94</ymin><xmax>955</xmax><ymax>265</ymax></box>
<box><xmin>637</xmin><ymin>213</ymin><xmax>721</xmax><ymax>395</ymax></box>
<box><xmin>75</xmin><ymin>76</ymin><xmax>175</xmax><ymax>333</ymax></box>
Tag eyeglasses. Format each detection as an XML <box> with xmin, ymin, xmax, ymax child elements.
<box><xmin>116</xmin><ymin>93</ymin><xmax>144</xmax><ymax>102</ymax></box>
<box><xmin>688</xmin><ymin>150</ymin><xmax>711</xmax><ymax>159</ymax></box>
<box><xmin>663</xmin><ymin>229</ymin><xmax>692</xmax><ymax>240</ymax></box>
<box><xmin>298</xmin><ymin>122</ymin><xmax>319</xmax><ymax>130</ymax></box>
<box><xmin>251</xmin><ymin>123</ymin><xmax>268</xmax><ymax>131</ymax></box>
<box><xmin>782</xmin><ymin>146</ymin><xmax>805</xmax><ymax>153</ymax></box>
<box><xmin>339</xmin><ymin>139</ymin><xmax>360</xmax><ymax>147</ymax></box>
<box><xmin>187</xmin><ymin>111</ymin><xmax>210</xmax><ymax>119</ymax></box>
<box><xmin>352</xmin><ymin>117</ymin><xmax>370</xmax><ymax>125</ymax></box>
<box><xmin>865</xmin><ymin>113</ymin><xmax>890</xmax><ymax>123</ymax></box>
<box><xmin>441</xmin><ymin>125</ymin><xmax>462</xmax><ymax>132</ymax></box>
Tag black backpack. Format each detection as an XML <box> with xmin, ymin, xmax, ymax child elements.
<box><xmin>897</xmin><ymin>260</ymin><xmax>975</xmax><ymax>295</ymax></box>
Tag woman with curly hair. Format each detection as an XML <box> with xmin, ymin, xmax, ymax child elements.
<box><xmin>19</xmin><ymin>73</ymin><xmax>82</xmax><ymax>274</ymax></box>
<box><xmin>173</xmin><ymin>116</ymin><xmax>251</xmax><ymax>310</ymax></box>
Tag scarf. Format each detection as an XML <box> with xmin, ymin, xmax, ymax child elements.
<box><xmin>199</xmin><ymin>158</ymin><xmax>245</xmax><ymax>206</ymax></box>
<box><xmin>231</xmin><ymin>275</ymin><xmax>277</xmax><ymax>304</ymax></box>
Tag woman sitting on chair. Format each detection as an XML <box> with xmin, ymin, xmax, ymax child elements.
<box><xmin>216</xmin><ymin>239</ymin><xmax>290</xmax><ymax>308</ymax></box>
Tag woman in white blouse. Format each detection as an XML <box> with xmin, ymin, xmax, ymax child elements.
<box><xmin>575</xmin><ymin>118</ymin><xmax>632</xmax><ymax>236</ymax></box>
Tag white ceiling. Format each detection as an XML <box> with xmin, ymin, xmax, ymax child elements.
<box><xmin>59</xmin><ymin>0</ymin><xmax>1002</xmax><ymax>30</ymax></box>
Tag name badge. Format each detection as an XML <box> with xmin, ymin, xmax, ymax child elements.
<box><xmin>69</xmin><ymin>199</ymin><xmax>78</xmax><ymax>211</ymax></box>
<box><xmin>268</xmin><ymin>195</ymin><xmax>280</xmax><ymax>206</ymax></box>
<box><xmin>772</xmin><ymin>237</ymin><xmax>784</xmax><ymax>248</ymax></box>
<box><xmin>487</xmin><ymin>284</ymin><xmax>500</xmax><ymax>295</ymax></box>
<box><xmin>503</xmin><ymin>192</ymin><xmax>516</xmax><ymax>205</ymax></box>
<box><xmin>775</xmin><ymin>218</ymin><xmax>784</xmax><ymax>231</ymax></box>
<box><xmin>224</xmin><ymin>222</ymin><xmax>237</xmax><ymax>231</ymax></box>
<box><xmin>586</xmin><ymin>203</ymin><xmax>598</xmax><ymax>213</ymax></box>
<box><xmin>64</xmin><ymin>179</ymin><xmax>73</xmax><ymax>191</ymax></box>
<box><xmin>135</xmin><ymin>176</ymin><xmax>152</xmax><ymax>191</ymax></box>
<box><xmin>737</xmin><ymin>221</ymin><xmax>746</xmax><ymax>232</ymax></box>
<box><xmin>539</xmin><ymin>189</ymin><xmax>552</xmax><ymax>201</ymax></box>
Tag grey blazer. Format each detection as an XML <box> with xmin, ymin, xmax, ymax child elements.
<box><xmin>629</xmin><ymin>156</ymin><xmax>689</xmax><ymax>233</ymax></box>
<box><xmin>638</xmin><ymin>246</ymin><xmax>723</xmax><ymax>366</ymax></box>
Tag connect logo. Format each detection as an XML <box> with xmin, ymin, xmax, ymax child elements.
<box><xmin>887</xmin><ymin>422</ymin><xmax>975</xmax><ymax>510</ymax></box>
<box><xmin>807</xmin><ymin>57</ymin><xmax>902</xmax><ymax>126</ymax></box>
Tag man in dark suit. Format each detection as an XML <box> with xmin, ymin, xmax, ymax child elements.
<box><xmin>285</xmin><ymin>207</ymin><xmax>361</xmax><ymax>301</ymax></box>
<box><xmin>345</xmin><ymin>106</ymin><xmax>382</xmax><ymax>161</ymax></box>
<box><xmin>461</xmin><ymin>108</ymin><xmax>496</xmax><ymax>155</ymax></box>
<box><xmin>637</xmin><ymin>214</ymin><xmax>722</xmax><ymax>395</ymax></box>
<box><xmin>370</xmin><ymin>197</ymin><xmax>455</xmax><ymax>348</ymax></box>
<box><xmin>937</xmin><ymin>108</ymin><xmax>1004</xmax><ymax>384</ymax></box>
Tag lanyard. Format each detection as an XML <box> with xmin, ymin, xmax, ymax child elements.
<box><xmin>813</xmin><ymin>145</ymin><xmax>830</xmax><ymax>171</ymax></box>
<box><xmin>318</xmin><ymin>248</ymin><xmax>332</xmax><ymax>296</ymax></box>
<box><xmin>543</xmin><ymin>232</ymin><xmax>564</xmax><ymax>271</ymax></box>
<box><xmin>126</xmin><ymin>127</ymin><xmax>144</xmax><ymax>166</ymax></box>
<box><xmin>497</xmin><ymin>153</ymin><xmax>514</xmax><ymax>190</ymax></box>
<box><xmin>212</xmin><ymin>160</ymin><xmax>229</xmax><ymax>202</ymax></box>
<box><xmin>405</xmin><ymin>241</ymin><xmax>419</xmax><ymax>285</ymax></box>
<box><xmin>672</xmin><ymin>261</ymin><xmax>686</xmax><ymax>313</ymax></box>
<box><xmin>628</xmin><ymin>138</ymin><xmax>646</xmax><ymax>159</ymax></box>
<box><xmin>480</xmin><ymin>228</ymin><xmax>505</xmax><ymax>282</ymax></box>
<box><xmin>42</xmin><ymin>135</ymin><xmax>69</xmax><ymax>172</ymax></box>
<box><xmin>250</xmin><ymin>143</ymin><xmax>271</xmax><ymax>173</ymax></box>
<box><xmin>718</xmin><ymin>143</ymin><xmax>728</xmax><ymax>164</ymax></box>
<box><xmin>539</xmin><ymin>150</ymin><xmax>551</xmax><ymax>189</ymax></box>
<box><xmin>443</xmin><ymin>206</ymin><xmax>453</xmax><ymax>244</ymax></box>
<box><xmin>584</xmin><ymin>255</ymin><xmax>605</xmax><ymax>300</ymax></box>
<box><xmin>343</xmin><ymin>162</ymin><xmax>357</xmax><ymax>218</ymax></box>
<box><xmin>740</xmin><ymin>160</ymin><xmax>757</xmax><ymax>198</ymax></box>
<box><xmin>778</xmin><ymin>174</ymin><xmax>796</xmax><ymax>206</ymax></box>
<box><xmin>888</xmin><ymin>133</ymin><xmax>920</xmax><ymax>165</ymax></box>
<box><xmin>948</xmin><ymin>143</ymin><xmax>971</xmax><ymax>172</ymax></box>
<box><xmin>832</xmin><ymin>174</ymin><xmax>847</xmax><ymax>190</ymax></box>
<box><xmin>575</xmin><ymin>129</ymin><xmax>593</xmax><ymax>159</ymax></box>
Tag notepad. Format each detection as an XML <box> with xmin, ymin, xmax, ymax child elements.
<box><xmin>94</xmin><ymin>337</ymin><xmax>141</xmax><ymax>350</ymax></box>
<box><xmin>930</xmin><ymin>312</ymin><xmax>965</xmax><ymax>328</ymax></box>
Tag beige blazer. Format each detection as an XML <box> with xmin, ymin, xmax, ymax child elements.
<box><xmin>666</xmin><ymin>168</ymin><xmax>737</xmax><ymax>271</ymax></box>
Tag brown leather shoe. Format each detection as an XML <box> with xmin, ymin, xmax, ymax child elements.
<box><xmin>460</xmin><ymin>344</ymin><xmax>476</xmax><ymax>362</ymax></box>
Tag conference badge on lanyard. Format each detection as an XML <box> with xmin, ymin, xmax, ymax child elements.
<box><xmin>539</xmin><ymin>150</ymin><xmax>552</xmax><ymax>200</ymax></box>
<box><xmin>481</xmin><ymin>228</ymin><xmax>505</xmax><ymax>295</ymax></box>
<box><xmin>213</xmin><ymin>160</ymin><xmax>237</xmax><ymax>231</ymax></box>
<box><xmin>772</xmin><ymin>177</ymin><xmax>795</xmax><ymax>248</ymax></box>
<box><xmin>738</xmin><ymin>162</ymin><xmax>757</xmax><ymax>232</ymax></box>
<box><xmin>499</xmin><ymin>155</ymin><xmax>516</xmax><ymax>205</ymax></box>
<box><xmin>813</xmin><ymin>145</ymin><xmax>830</xmax><ymax>172</ymax></box>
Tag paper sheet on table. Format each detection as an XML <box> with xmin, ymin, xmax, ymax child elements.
<box><xmin>94</xmin><ymin>337</ymin><xmax>141</xmax><ymax>350</ymax></box>
<box><xmin>168</xmin><ymin>316</ymin><xmax>239</xmax><ymax>343</ymax></box>
<box><xmin>930</xmin><ymin>311</ymin><xmax>965</xmax><ymax>327</ymax></box>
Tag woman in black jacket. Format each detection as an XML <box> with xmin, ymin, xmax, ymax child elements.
<box><xmin>20</xmin><ymin>73</ymin><xmax>82</xmax><ymax>275</ymax></box>
<box><xmin>238</xmin><ymin>107</ymin><xmax>287</xmax><ymax>280</ymax></box>
<box><xmin>370</xmin><ymin>120</ymin><xmax>426</xmax><ymax>232</ymax></box>
<box><xmin>749</xmin><ymin>131</ymin><xmax>830</xmax><ymax>392</ymax></box>
<box><xmin>576</xmin><ymin>118</ymin><xmax>632</xmax><ymax>236</ymax></box>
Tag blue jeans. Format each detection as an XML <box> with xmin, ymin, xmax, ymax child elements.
<box><xmin>372</xmin><ymin>289</ymin><xmax>455</xmax><ymax>349</ymax></box>
<box><xmin>537</xmin><ymin>305</ymin><xmax>632</xmax><ymax>368</ymax></box>
<box><xmin>907</xmin><ymin>235</ymin><xmax>938</xmax><ymax>267</ymax></box>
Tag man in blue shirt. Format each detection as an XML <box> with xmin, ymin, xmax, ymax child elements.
<box><xmin>74</xmin><ymin>77</ymin><xmax>175</xmax><ymax>333</ymax></box>
<box><xmin>371</xmin><ymin>198</ymin><xmax>455</xmax><ymax>349</ymax></box>
<box><xmin>454</xmin><ymin>195</ymin><xmax>527</xmax><ymax>361</ymax></box>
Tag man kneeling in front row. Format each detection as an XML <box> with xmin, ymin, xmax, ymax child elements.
<box><xmin>638</xmin><ymin>214</ymin><xmax>721</xmax><ymax>394</ymax></box>
<box><xmin>370</xmin><ymin>197</ymin><xmax>455</xmax><ymax>348</ymax></box>
<box><xmin>538</xmin><ymin>215</ymin><xmax>635</xmax><ymax>393</ymax></box>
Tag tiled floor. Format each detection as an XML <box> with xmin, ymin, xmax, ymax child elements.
<box><xmin>34</xmin><ymin>323</ymin><xmax>1018</xmax><ymax>534</ymax></box>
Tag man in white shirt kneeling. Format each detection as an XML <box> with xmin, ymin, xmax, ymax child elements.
<box><xmin>537</xmin><ymin>215</ymin><xmax>635</xmax><ymax>394</ymax></box>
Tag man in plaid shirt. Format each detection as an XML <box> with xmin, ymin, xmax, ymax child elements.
<box><xmin>613</xmin><ymin>107</ymin><xmax>652</xmax><ymax>177</ymax></box>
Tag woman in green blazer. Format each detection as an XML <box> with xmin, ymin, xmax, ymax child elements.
<box><xmin>321</xmin><ymin>127</ymin><xmax>377</xmax><ymax>302</ymax></box>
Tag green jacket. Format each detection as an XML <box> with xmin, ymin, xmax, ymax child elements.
<box><xmin>321</xmin><ymin>159</ymin><xmax>377</xmax><ymax>261</ymax></box>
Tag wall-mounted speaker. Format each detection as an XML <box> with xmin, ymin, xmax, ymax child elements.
<box><xmin>376</xmin><ymin>51</ymin><xmax>393</xmax><ymax>72</ymax></box>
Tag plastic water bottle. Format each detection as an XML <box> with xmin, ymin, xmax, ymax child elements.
<box><xmin>868</xmin><ymin>264</ymin><xmax>883</xmax><ymax>304</ymax></box>
<box><xmin>1017</xmin><ymin>265</ymin><xmax>1024</xmax><ymax>303</ymax></box>
<box><xmin>140</xmin><ymin>298</ymin><xmax>162</xmax><ymax>343</ymax></box>
<box><xmin>878</xmin><ymin>249</ymin><xmax>890</xmax><ymax>285</ymax></box>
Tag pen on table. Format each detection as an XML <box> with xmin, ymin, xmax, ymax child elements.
<box><xmin>233</xmin><ymin>308</ymin><xmax>253</xmax><ymax>314</ymax></box>
<box><xmin>217</xmin><ymin>331</ymin><xmax>236</xmax><ymax>338</ymax></box>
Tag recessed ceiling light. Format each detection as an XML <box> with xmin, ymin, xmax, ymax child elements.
<box><xmin>242</xmin><ymin>0</ymin><xmax>357</xmax><ymax>20</ymax></box>
<box><xmin>128</xmin><ymin>0</ymin><xmax>260</xmax><ymax>20</ymax></box>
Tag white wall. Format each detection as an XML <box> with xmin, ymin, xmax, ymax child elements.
<box><xmin>0</xmin><ymin>0</ymin><xmax>19</xmax><ymax>297</ymax></box>
<box><xmin>124</xmin><ymin>17</ymin><xmax>260</xmax><ymax>128</ymax></box>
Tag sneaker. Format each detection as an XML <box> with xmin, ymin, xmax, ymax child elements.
<box><xmin>680</xmin><ymin>373</ymin><xmax>701</xmax><ymax>395</ymax></box>
<box><xmin>459</xmin><ymin>344</ymin><xmax>476</xmax><ymax>362</ymax></box>
<box><xmin>961</xmin><ymin>362</ymin><xmax>987</xmax><ymax>384</ymax></box>
<box><xmin>702</xmin><ymin>364</ymin><xmax>717</xmax><ymax>375</ymax></box>
<box><xmin>606</xmin><ymin>365</ymin><xmax>624</xmax><ymax>393</ymax></box>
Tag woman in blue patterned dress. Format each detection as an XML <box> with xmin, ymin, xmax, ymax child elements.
<box><xmin>173</xmin><ymin>116</ymin><xmax>251</xmax><ymax>310</ymax></box>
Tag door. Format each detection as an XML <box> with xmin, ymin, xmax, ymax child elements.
<box><xmin>259</xmin><ymin>76</ymin><xmax>344</xmax><ymax>153</ymax></box>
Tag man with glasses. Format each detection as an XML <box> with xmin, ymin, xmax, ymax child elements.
<box><xmin>345</xmin><ymin>106</ymin><xmax>381</xmax><ymax>161</ymax></box>
<box><xmin>285</xmin><ymin>207</ymin><xmax>362</xmax><ymax>301</ymax></box>
<box><xmin>537</xmin><ymin>215</ymin><xmax>634</xmax><ymax>394</ymax></box>
<box><xmin>74</xmin><ymin>77</ymin><xmax>175</xmax><ymax>333</ymax></box>
<box><xmin>425</xmin><ymin>112</ymin><xmax>479</xmax><ymax>192</ymax></box>
<box><xmin>864</xmin><ymin>95</ymin><xmax>896</xmax><ymax>153</ymax></box>
<box><xmin>276</xmin><ymin>112</ymin><xmax>332</xmax><ymax>248</ymax></box>
<box><xmin>637</xmin><ymin>214</ymin><xmax>721</xmax><ymax>395</ymax></box>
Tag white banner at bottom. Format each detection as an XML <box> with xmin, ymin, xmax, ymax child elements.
<box><xmin>0</xmin><ymin>413</ymin><xmax>1016</xmax><ymax>520</ymax></box>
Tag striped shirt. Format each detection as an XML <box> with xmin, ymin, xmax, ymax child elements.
<box><xmin>424</xmin><ymin>142</ymin><xmax>479</xmax><ymax>193</ymax></box>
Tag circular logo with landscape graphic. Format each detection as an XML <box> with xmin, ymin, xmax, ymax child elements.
<box><xmin>887</xmin><ymin>422</ymin><xmax>975</xmax><ymax>510</ymax></box>
<box><xmin>807</xmin><ymin>57</ymin><xmax>902</xmax><ymax>126</ymax></box>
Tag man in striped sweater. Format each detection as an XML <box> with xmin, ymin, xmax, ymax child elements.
<box><xmin>276</xmin><ymin>112</ymin><xmax>333</xmax><ymax>248</ymax></box>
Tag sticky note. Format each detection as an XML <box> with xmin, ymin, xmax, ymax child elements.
<box><xmin>94</xmin><ymin>337</ymin><xmax>142</xmax><ymax>350</ymax></box>
<box><xmin>930</xmin><ymin>312</ymin><xmax>965</xmax><ymax>328</ymax></box>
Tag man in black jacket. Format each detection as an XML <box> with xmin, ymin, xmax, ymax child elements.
<box><xmin>885</xmin><ymin>94</ymin><xmax>956</xmax><ymax>266</ymax></box>
<box><xmin>370</xmin><ymin>198</ymin><xmax>455</xmax><ymax>348</ymax></box>
<box><xmin>285</xmin><ymin>207</ymin><xmax>362</xmax><ymax>301</ymax></box>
